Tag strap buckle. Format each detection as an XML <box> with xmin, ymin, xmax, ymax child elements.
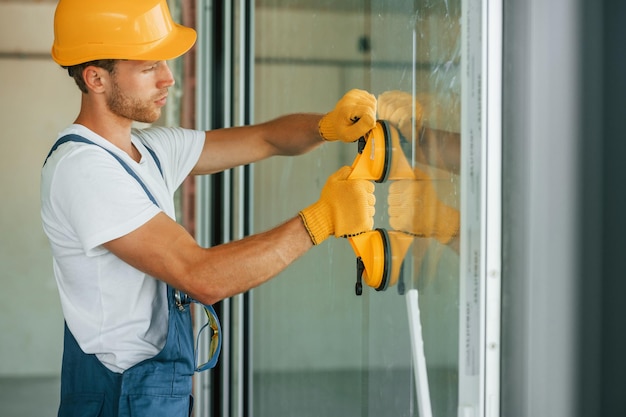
<box><xmin>174</xmin><ymin>289</ymin><xmax>192</xmax><ymax>311</ymax></box>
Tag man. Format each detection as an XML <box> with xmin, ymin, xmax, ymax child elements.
<box><xmin>41</xmin><ymin>1</ymin><xmax>377</xmax><ymax>416</ymax></box>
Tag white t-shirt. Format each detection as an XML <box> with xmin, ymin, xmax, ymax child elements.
<box><xmin>40</xmin><ymin>124</ymin><xmax>205</xmax><ymax>373</ymax></box>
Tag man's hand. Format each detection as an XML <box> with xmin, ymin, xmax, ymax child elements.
<box><xmin>319</xmin><ymin>89</ymin><xmax>377</xmax><ymax>142</ymax></box>
<box><xmin>299</xmin><ymin>166</ymin><xmax>375</xmax><ymax>245</ymax></box>
<box><xmin>387</xmin><ymin>167</ymin><xmax>459</xmax><ymax>245</ymax></box>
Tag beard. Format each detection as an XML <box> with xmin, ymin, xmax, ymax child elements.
<box><xmin>106</xmin><ymin>80</ymin><xmax>163</xmax><ymax>124</ymax></box>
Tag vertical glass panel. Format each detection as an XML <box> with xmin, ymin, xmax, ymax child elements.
<box><xmin>251</xmin><ymin>1</ymin><xmax>466</xmax><ymax>416</ymax></box>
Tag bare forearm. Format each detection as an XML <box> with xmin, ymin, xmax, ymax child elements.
<box><xmin>104</xmin><ymin>212</ymin><xmax>314</xmax><ymax>306</ymax></box>
<box><xmin>194</xmin><ymin>113</ymin><xmax>325</xmax><ymax>175</ymax></box>
<box><xmin>186</xmin><ymin>216</ymin><xmax>313</xmax><ymax>305</ymax></box>
<box><xmin>259</xmin><ymin>113</ymin><xmax>325</xmax><ymax>156</ymax></box>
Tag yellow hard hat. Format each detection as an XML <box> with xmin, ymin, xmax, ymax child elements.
<box><xmin>51</xmin><ymin>0</ymin><xmax>197</xmax><ymax>66</ymax></box>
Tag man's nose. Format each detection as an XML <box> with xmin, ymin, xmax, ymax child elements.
<box><xmin>158</xmin><ymin>61</ymin><xmax>175</xmax><ymax>88</ymax></box>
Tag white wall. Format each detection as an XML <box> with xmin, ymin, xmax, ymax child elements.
<box><xmin>0</xmin><ymin>3</ymin><xmax>78</xmax><ymax>377</ymax></box>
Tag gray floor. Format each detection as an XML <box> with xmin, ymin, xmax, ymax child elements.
<box><xmin>254</xmin><ymin>368</ymin><xmax>458</xmax><ymax>417</ymax></box>
<box><xmin>0</xmin><ymin>369</ymin><xmax>456</xmax><ymax>417</ymax></box>
<box><xmin>0</xmin><ymin>376</ymin><xmax>60</xmax><ymax>417</ymax></box>
<box><xmin>254</xmin><ymin>369</ymin><xmax>413</xmax><ymax>417</ymax></box>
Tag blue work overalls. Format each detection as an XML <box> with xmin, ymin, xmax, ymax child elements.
<box><xmin>45</xmin><ymin>135</ymin><xmax>216</xmax><ymax>417</ymax></box>
<box><xmin>58</xmin><ymin>286</ymin><xmax>195</xmax><ymax>417</ymax></box>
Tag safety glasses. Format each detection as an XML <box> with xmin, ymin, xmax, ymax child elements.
<box><xmin>174</xmin><ymin>289</ymin><xmax>222</xmax><ymax>372</ymax></box>
<box><xmin>194</xmin><ymin>304</ymin><xmax>222</xmax><ymax>372</ymax></box>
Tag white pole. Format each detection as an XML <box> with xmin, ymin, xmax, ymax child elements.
<box><xmin>406</xmin><ymin>289</ymin><xmax>433</xmax><ymax>417</ymax></box>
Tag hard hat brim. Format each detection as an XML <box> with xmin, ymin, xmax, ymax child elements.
<box><xmin>51</xmin><ymin>23</ymin><xmax>197</xmax><ymax>66</ymax></box>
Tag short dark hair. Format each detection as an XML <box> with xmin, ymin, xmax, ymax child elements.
<box><xmin>63</xmin><ymin>59</ymin><xmax>118</xmax><ymax>94</ymax></box>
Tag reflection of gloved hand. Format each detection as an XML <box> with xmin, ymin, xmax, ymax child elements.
<box><xmin>387</xmin><ymin>167</ymin><xmax>459</xmax><ymax>245</ymax></box>
<box><xmin>378</xmin><ymin>90</ymin><xmax>424</xmax><ymax>140</ymax></box>
<box><xmin>319</xmin><ymin>89</ymin><xmax>377</xmax><ymax>142</ymax></box>
<box><xmin>299</xmin><ymin>166</ymin><xmax>376</xmax><ymax>245</ymax></box>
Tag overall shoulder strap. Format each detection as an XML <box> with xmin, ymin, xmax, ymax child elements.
<box><xmin>142</xmin><ymin>143</ymin><xmax>163</xmax><ymax>177</ymax></box>
<box><xmin>44</xmin><ymin>134</ymin><xmax>161</xmax><ymax>207</ymax></box>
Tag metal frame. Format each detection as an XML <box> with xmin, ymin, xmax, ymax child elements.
<box><xmin>483</xmin><ymin>0</ymin><xmax>503</xmax><ymax>414</ymax></box>
<box><xmin>500</xmin><ymin>0</ymin><xmax>587</xmax><ymax>415</ymax></box>
<box><xmin>459</xmin><ymin>0</ymin><xmax>502</xmax><ymax>415</ymax></box>
<box><xmin>194</xmin><ymin>1</ymin><xmax>218</xmax><ymax>415</ymax></box>
<box><xmin>194</xmin><ymin>1</ymin><xmax>255</xmax><ymax>416</ymax></box>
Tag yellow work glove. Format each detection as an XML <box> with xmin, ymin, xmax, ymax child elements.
<box><xmin>319</xmin><ymin>89</ymin><xmax>377</xmax><ymax>142</ymax></box>
<box><xmin>377</xmin><ymin>90</ymin><xmax>424</xmax><ymax>140</ymax></box>
<box><xmin>387</xmin><ymin>167</ymin><xmax>459</xmax><ymax>245</ymax></box>
<box><xmin>299</xmin><ymin>166</ymin><xmax>376</xmax><ymax>245</ymax></box>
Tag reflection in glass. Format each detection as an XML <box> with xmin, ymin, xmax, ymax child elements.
<box><xmin>252</xmin><ymin>1</ymin><xmax>462</xmax><ymax>416</ymax></box>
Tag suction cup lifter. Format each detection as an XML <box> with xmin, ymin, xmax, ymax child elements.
<box><xmin>349</xmin><ymin>229</ymin><xmax>414</xmax><ymax>295</ymax></box>
<box><xmin>348</xmin><ymin>120</ymin><xmax>415</xmax><ymax>183</ymax></box>
<box><xmin>347</xmin><ymin>120</ymin><xmax>415</xmax><ymax>296</ymax></box>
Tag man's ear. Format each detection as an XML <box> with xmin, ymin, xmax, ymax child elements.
<box><xmin>82</xmin><ymin>66</ymin><xmax>107</xmax><ymax>94</ymax></box>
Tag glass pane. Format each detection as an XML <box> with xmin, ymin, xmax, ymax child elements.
<box><xmin>252</xmin><ymin>1</ymin><xmax>464</xmax><ymax>416</ymax></box>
